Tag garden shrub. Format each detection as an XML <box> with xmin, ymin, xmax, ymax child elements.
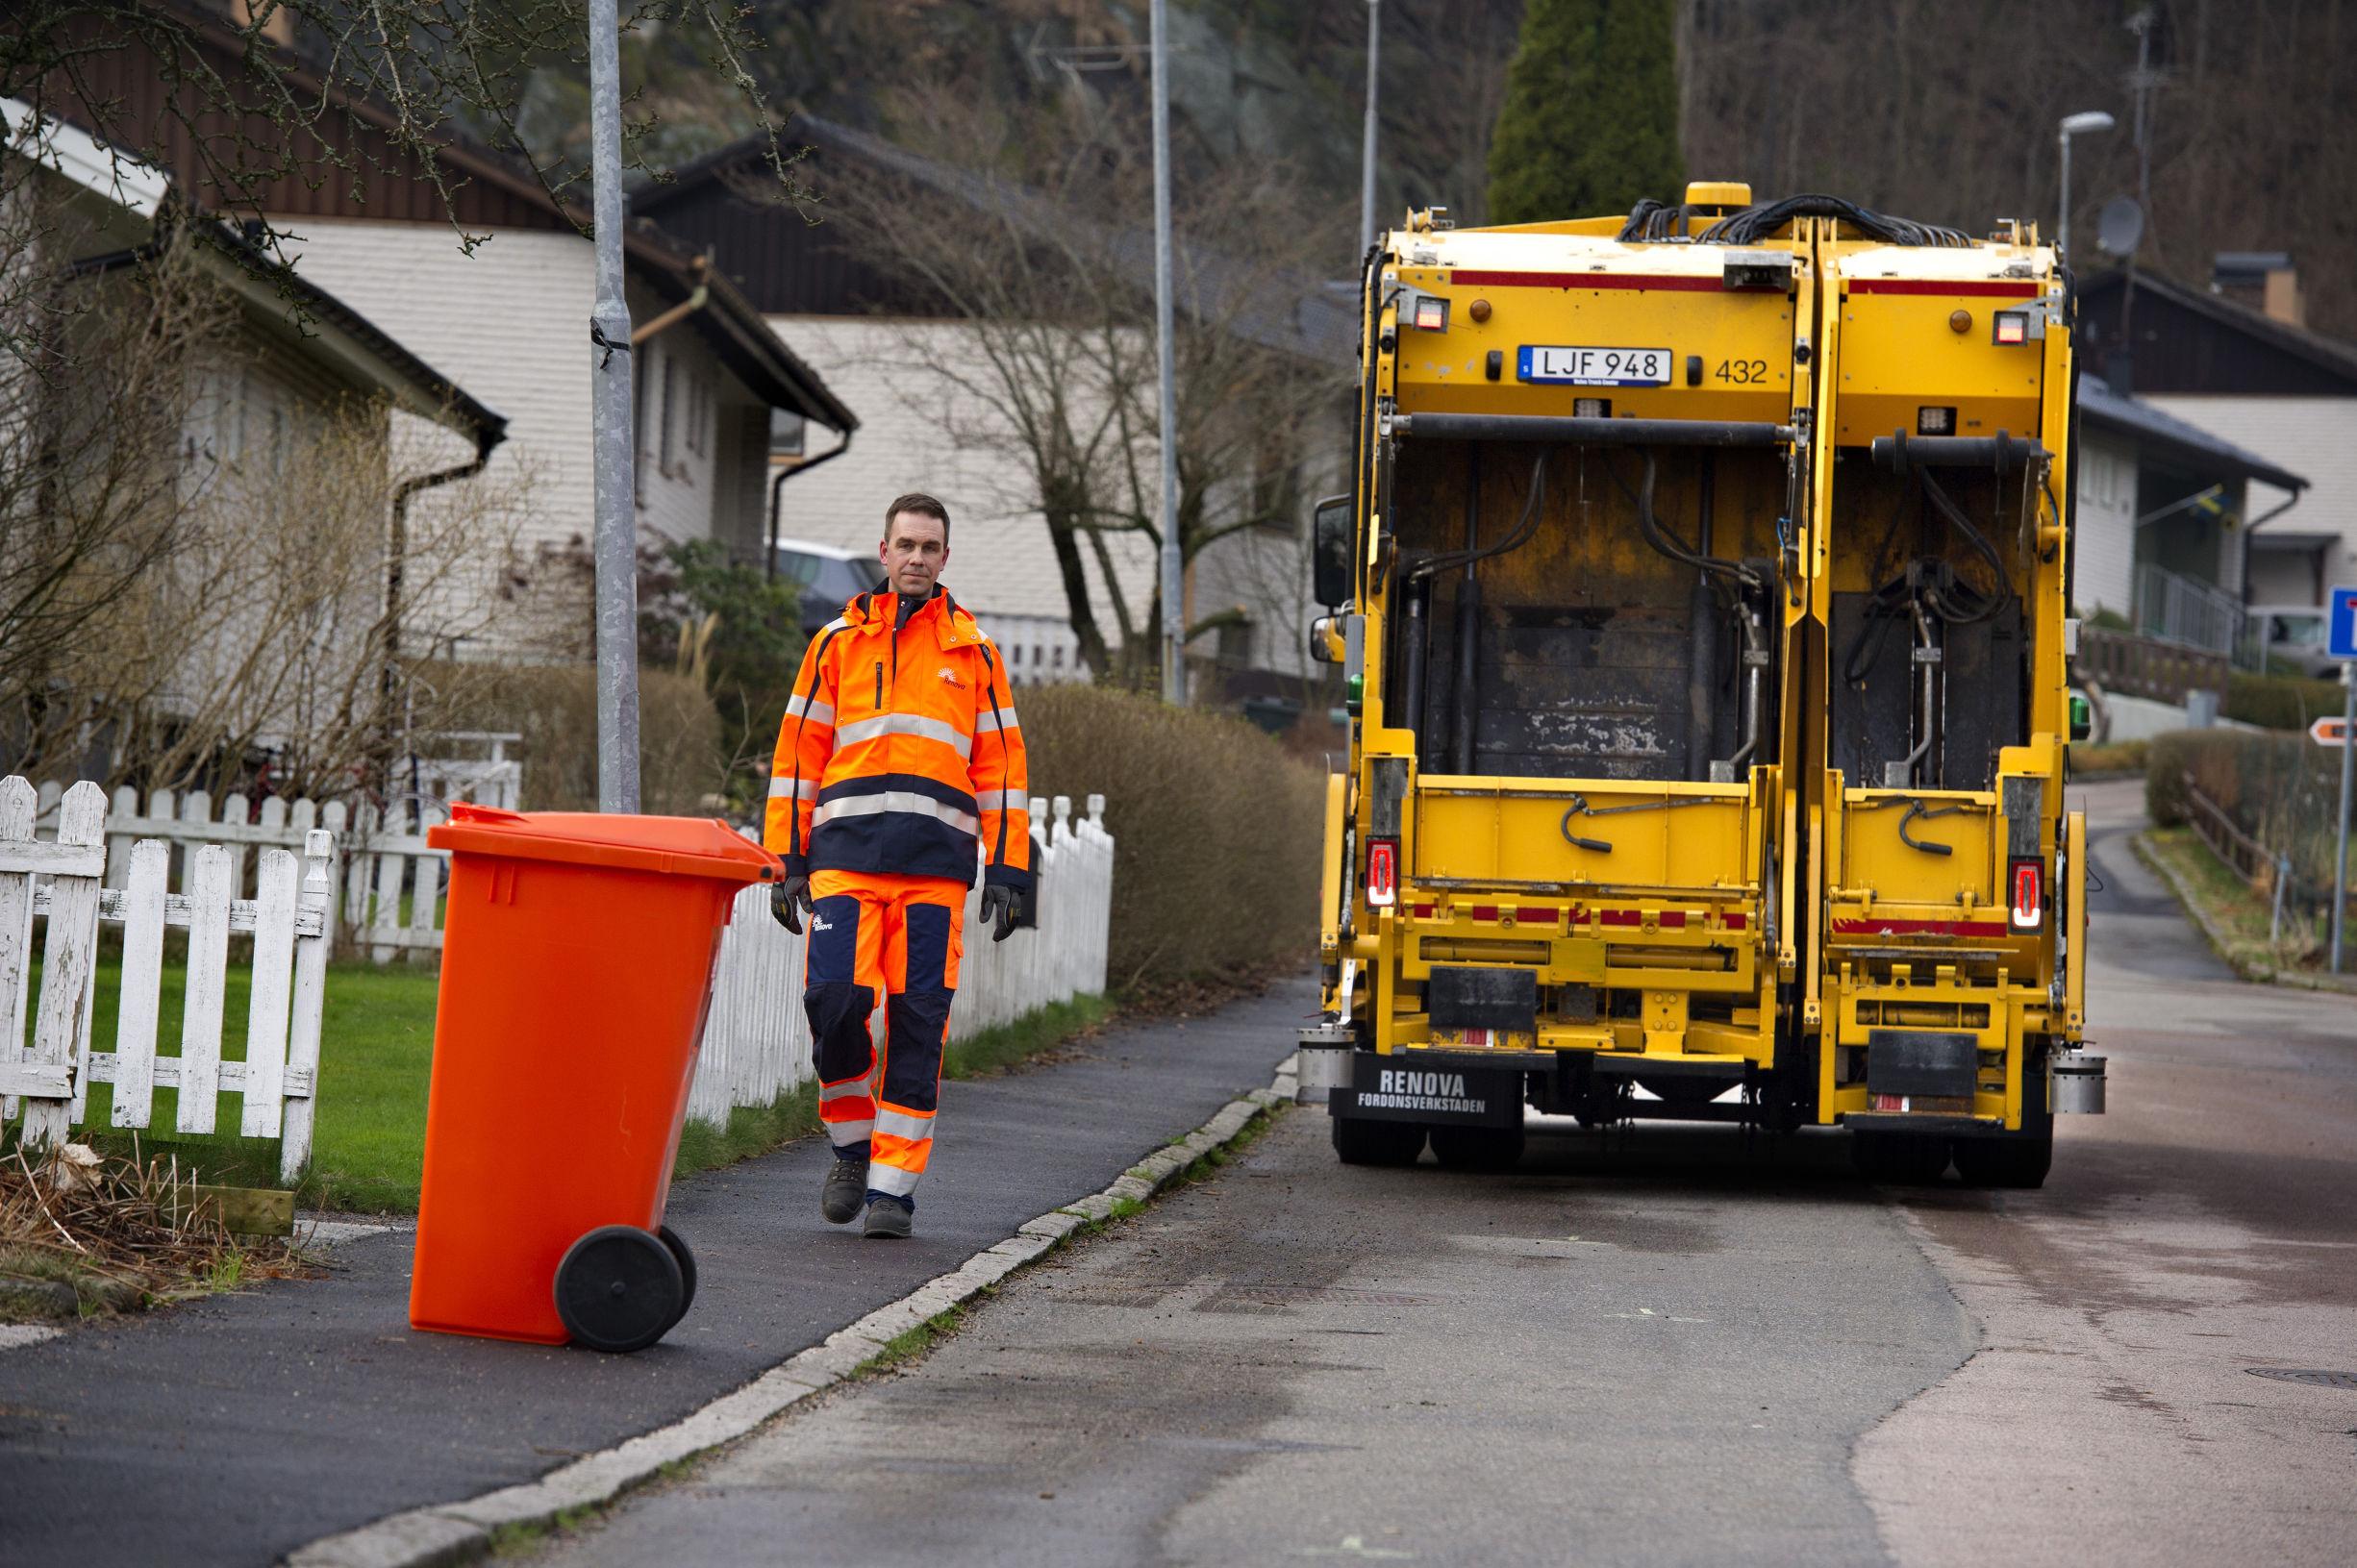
<box><xmin>2224</xmin><ymin>671</ymin><xmax>2347</xmax><ymax>733</ymax></box>
<box><xmin>2145</xmin><ymin>728</ymin><xmax>2345</xmax><ymax>890</ymax></box>
<box><xmin>1018</xmin><ymin>684</ymin><xmax>1324</xmax><ymax>988</ymax></box>
<box><xmin>429</xmin><ymin>661</ymin><xmax>725</xmax><ymax>817</ymax></box>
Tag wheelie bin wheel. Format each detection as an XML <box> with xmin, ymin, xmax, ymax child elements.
<box><xmin>1428</xmin><ymin>1122</ymin><xmax>1526</xmax><ymax>1172</ymax></box>
<box><xmin>554</xmin><ymin>1226</ymin><xmax>685</xmax><ymax>1354</ymax></box>
<box><xmin>1331</xmin><ymin>1114</ymin><xmax>1426</xmax><ymax>1166</ymax></box>
<box><xmin>658</xmin><ymin>1225</ymin><xmax>698</xmax><ymax>1329</ymax></box>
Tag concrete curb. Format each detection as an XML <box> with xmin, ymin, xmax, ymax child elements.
<box><xmin>2133</xmin><ymin>831</ymin><xmax>2357</xmax><ymax>994</ymax></box>
<box><xmin>283</xmin><ymin>1058</ymin><xmax>1298</xmax><ymax>1568</ymax></box>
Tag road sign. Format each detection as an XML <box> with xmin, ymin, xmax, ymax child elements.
<box><xmin>2315</xmin><ymin>715</ymin><xmax>2351</xmax><ymax>746</ymax></box>
<box><xmin>2329</xmin><ymin>585</ymin><xmax>2357</xmax><ymax>661</ymax></box>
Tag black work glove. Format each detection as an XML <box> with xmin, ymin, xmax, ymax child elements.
<box><xmin>979</xmin><ymin>883</ymin><xmax>1019</xmax><ymax>943</ymax></box>
<box><xmin>770</xmin><ymin>857</ymin><xmax>814</xmax><ymax>934</ymax></box>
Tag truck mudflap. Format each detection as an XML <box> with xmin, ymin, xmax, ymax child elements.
<box><xmin>1332</xmin><ymin>1053</ymin><xmax>1522</xmax><ymax>1128</ymax></box>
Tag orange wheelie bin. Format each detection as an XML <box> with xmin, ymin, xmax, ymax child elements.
<box><xmin>408</xmin><ymin>804</ymin><xmax>780</xmax><ymax>1353</ymax></box>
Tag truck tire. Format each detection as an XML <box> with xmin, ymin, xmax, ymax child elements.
<box><xmin>1331</xmin><ymin>1114</ymin><xmax>1426</xmax><ymax>1167</ymax></box>
<box><xmin>1851</xmin><ymin>1131</ymin><xmax>1952</xmax><ymax>1184</ymax></box>
<box><xmin>1429</xmin><ymin>1122</ymin><xmax>1525</xmax><ymax>1172</ymax></box>
<box><xmin>1953</xmin><ymin>1104</ymin><xmax>2054</xmax><ymax>1189</ymax></box>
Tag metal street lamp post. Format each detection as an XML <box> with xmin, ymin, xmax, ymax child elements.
<box><xmin>588</xmin><ymin>0</ymin><xmax>640</xmax><ymax>811</ymax></box>
<box><xmin>1360</xmin><ymin>0</ymin><xmax>1380</xmax><ymax>257</ymax></box>
<box><xmin>1150</xmin><ymin>0</ymin><xmax>1183</xmax><ymax>705</ymax></box>
<box><xmin>2056</xmin><ymin>110</ymin><xmax>2115</xmax><ymax>258</ymax></box>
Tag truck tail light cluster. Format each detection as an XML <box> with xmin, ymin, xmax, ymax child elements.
<box><xmin>1366</xmin><ymin>837</ymin><xmax>1399</xmax><ymax>909</ymax></box>
<box><xmin>2009</xmin><ymin>858</ymin><xmax>2044</xmax><ymax>931</ymax></box>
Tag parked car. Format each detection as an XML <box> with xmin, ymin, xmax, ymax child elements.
<box><xmin>2248</xmin><ymin>604</ymin><xmax>2343</xmax><ymax>679</ymax></box>
<box><xmin>773</xmin><ymin>539</ymin><xmax>879</xmax><ymax>636</ymax></box>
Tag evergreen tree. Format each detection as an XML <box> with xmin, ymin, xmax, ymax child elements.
<box><xmin>1486</xmin><ymin>0</ymin><xmax>1686</xmax><ymax>226</ymax></box>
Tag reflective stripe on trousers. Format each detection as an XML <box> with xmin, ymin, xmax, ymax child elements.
<box><xmin>803</xmin><ymin>868</ymin><xmax>966</xmax><ymax>1203</ymax></box>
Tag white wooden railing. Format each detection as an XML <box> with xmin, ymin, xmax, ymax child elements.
<box><xmin>689</xmin><ymin>794</ymin><xmax>1114</xmax><ymax>1130</ymax></box>
<box><xmin>0</xmin><ymin>779</ymin><xmax>338</xmax><ymax>1182</ymax></box>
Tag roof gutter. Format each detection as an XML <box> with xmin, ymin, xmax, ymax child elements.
<box><xmin>378</xmin><ymin>420</ymin><xmax>509</xmax><ymax>798</ymax></box>
<box><xmin>766</xmin><ymin>425</ymin><xmax>855</xmax><ymax>581</ymax></box>
<box><xmin>634</xmin><ymin>255</ymin><xmax>712</xmax><ymax>345</ymax></box>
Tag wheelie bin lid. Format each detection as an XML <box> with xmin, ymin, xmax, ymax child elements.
<box><xmin>427</xmin><ymin>803</ymin><xmax>783</xmax><ymax>883</ymax></box>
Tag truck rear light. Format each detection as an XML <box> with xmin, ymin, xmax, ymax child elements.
<box><xmin>1366</xmin><ymin>837</ymin><xmax>1399</xmax><ymax>909</ymax></box>
<box><xmin>1412</xmin><ymin>295</ymin><xmax>1448</xmax><ymax>331</ymax></box>
<box><xmin>1917</xmin><ymin>406</ymin><xmax>1955</xmax><ymax>435</ymax></box>
<box><xmin>2009</xmin><ymin>858</ymin><xmax>2044</xmax><ymax>931</ymax></box>
<box><xmin>1573</xmin><ymin>397</ymin><xmax>1611</xmax><ymax>418</ymax></box>
<box><xmin>1993</xmin><ymin>310</ymin><xmax>2030</xmax><ymax>345</ymax></box>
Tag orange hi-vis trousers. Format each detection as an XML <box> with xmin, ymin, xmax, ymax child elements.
<box><xmin>805</xmin><ymin>869</ymin><xmax>967</xmax><ymax>1205</ymax></box>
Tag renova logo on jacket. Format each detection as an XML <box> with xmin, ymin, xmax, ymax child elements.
<box><xmin>937</xmin><ymin>668</ymin><xmax>965</xmax><ymax>688</ymax></box>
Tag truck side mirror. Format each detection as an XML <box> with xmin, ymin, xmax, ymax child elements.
<box><xmin>1311</xmin><ymin>493</ymin><xmax>1353</xmax><ymax>609</ymax></box>
<box><xmin>1308</xmin><ymin>614</ymin><xmax>1344</xmax><ymax>664</ymax></box>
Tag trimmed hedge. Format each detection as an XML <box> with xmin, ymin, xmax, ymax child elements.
<box><xmin>426</xmin><ymin>661</ymin><xmax>726</xmax><ymax>816</ymax></box>
<box><xmin>1019</xmin><ymin>684</ymin><xmax>1324</xmax><ymax>988</ymax></box>
<box><xmin>2146</xmin><ymin>729</ymin><xmax>2346</xmax><ymax>892</ymax></box>
<box><xmin>2225</xmin><ymin>670</ymin><xmax>2348</xmax><ymax>732</ymax></box>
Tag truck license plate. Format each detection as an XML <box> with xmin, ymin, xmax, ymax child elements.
<box><xmin>1518</xmin><ymin>344</ymin><xmax>1673</xmax><ymax>386</ymax></box>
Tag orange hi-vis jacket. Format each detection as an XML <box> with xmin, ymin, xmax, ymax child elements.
<box><xmin>765</xmin><ymin>585</ymin><xmax>1031</xmax><ymax>893</ymax></box>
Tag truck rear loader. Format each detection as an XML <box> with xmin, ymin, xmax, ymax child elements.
<box><xmin>1298</xmin><ymin>184</ymin><xmax>2105</xmax><ymax>1186</ymax></box>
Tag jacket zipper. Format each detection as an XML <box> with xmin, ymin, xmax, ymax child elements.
<box><xmin>873</xmin><ymin>659</ymin><xmax>883</xmax><ymax>710</ymax></box>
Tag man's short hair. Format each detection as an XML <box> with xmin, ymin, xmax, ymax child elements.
<box><xmin>885</xmin><ymin>492</ymin><xmax>951</xmax><ymax>545</ymax></box>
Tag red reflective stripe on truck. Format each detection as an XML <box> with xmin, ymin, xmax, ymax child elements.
<box><xmin>1846</xmin><ymin>280</ymin><xmax>2040</xmax><ymax>297</ymax></box>
<box><xmin>1447</xmin><ymin>270</ymin><xmax>1724</xmax><ymax>292</ymax></box>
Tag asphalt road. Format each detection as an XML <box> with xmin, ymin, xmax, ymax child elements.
<box><xmin>530</xmin><ymin>779</ymin><xmax>2357</xmax><ymax>1568</ymax></box>
<box><xmin>0</xmin><ymin>982</ymin><xmax>1306</xmax><ymax>1567</ymax></box>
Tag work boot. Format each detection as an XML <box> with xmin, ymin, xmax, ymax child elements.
<box><xmin>862</xmin><ymin>1195</ymin><xmax>914</xmax><ymax>1240</ymax></box>
<box><xmin>821</xmin><ymin>1157</ymin><xmax>866</xmax><ymax>1225</ymax></box>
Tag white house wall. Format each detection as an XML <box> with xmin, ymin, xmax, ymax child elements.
<box><xmin>278</xmin><ymin>217</ymin><xmax>785</xmax><ymax>660</ymax></box>
<box><xmin>764</xmin><ymin>316</ymin><xmax>1157</xmax><ymax>647</ymax></box>
<box><xmin>2147</xmin><ymin>394</ymin><xmax>2357</xmax><ymax>605</ymax></box>
<box><xmin>2071</xmin><ymin>429</ymin><xmax>2138</xmax><ymax>619</ymax></box>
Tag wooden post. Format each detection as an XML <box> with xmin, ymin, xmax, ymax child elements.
<box><xmin>111</xmin><ymin>840</ymin><xmax>170</xmax><ymax>1130</ymax></box>
<box><xmin>0</xmin><ymin>776</ymin><xmax>38</xmax><ymax>1124</ymax></box>
<box><xmin>22</xmin><ymin>782</ymin><xmax>108</xmax><ymax>1148</ymax></box>
<box><xmin>176</xmin><ymin>845</ymin><xmax>232</xmax><ymax>1135</ymax></box>
<box><xmin>239</xmin><ymin>848</ymin><xmax>299</xmax><ymax>1138</ymax></box>
<box><xmin>280</xmin><ymin>828</ymin><xmax>338</xmax><ymax>1182</ymax></box>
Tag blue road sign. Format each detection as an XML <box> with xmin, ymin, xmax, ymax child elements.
<box><xmin>2332</xmin><ymin>585</ymin><xmax>2357</xmax><ymax>662</ymax></box>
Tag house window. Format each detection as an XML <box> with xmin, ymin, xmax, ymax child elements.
<box><xmin>686</xmin><ymin>378</ymin><xmax>710</xmax><ymax>459</ymax></box>
<box><xmin>633</xmin><ymin>358</ymin><xmax>648</xmax><ymax>503</ymax></box>
<box><xmin>770</xmin><ymin>409</ymin><xmax>806</xmax><ymax>458</ymax></box>
<box><xmin>660</xmin><ymin>351</ymin><xmax>678</xmax><ymax>472</ymax></box>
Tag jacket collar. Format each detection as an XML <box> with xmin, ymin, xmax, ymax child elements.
<box><xmin>842</xmin><ymin>584</ymin><xmax>982</xmax><ymax>650</ymax></box>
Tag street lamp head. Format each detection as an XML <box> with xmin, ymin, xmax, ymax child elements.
<box><xmin>2061</xmin><ymin>111</ymin><xmax>2117</xmax><ymax>137</ymax></box>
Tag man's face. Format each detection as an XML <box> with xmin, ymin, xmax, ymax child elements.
<box><xmin>881</xmin><ymin>510</ymin><xmax>948</xmax><ymax>597</ymax></box>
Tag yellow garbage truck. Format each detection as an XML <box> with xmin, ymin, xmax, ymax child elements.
<box><xmin>1298</xmin><ymin>185</ymin><xmax>2104</xmax><ymax>1186</ymax></box>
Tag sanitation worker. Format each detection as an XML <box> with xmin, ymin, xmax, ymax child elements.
<box><xmin>765</xmin><ymin>493</ymin><xmax>1031</xmax><ymax>1239</ymax></box>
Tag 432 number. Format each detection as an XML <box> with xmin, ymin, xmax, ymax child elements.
<box><xmin>1715</xmin><ymin>358</ymin><xmax>1771</xmax><ymax>385</ymax></box>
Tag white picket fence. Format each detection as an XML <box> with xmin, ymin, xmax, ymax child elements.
<box><xmin>6</xmin><ymin>769</ymin><xmax>1114</xmax><ymax>1166</ymax></box>
<box><xmin>1</xmin><ymin>779</ymin><xmax>338</xmax><ymax>1182</ymax></box>
<box><xmin>27</xmin><ymin>781</ymin><xmax>451</xmax><ymax>964</ymax></box>
<box><xmin>688</xmin><ymin>793</ymin><xmax>1115</xmax><ymax>1130</ymax></box>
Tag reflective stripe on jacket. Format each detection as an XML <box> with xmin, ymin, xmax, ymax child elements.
<box><xmin>764</xmin><ymin>585</ymin><xmax>1031</xmax><ymax>891</ymax></box>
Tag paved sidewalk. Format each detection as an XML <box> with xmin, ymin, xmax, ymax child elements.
<box><xmin>0</xmin><ymin>978</ymin><xmax>1309</xmax><ymax>1568</ymax></box>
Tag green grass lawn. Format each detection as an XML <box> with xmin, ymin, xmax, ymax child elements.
<box><xmin>2141</xmin><ymin>825</ymin><xmax>2331</xmax><ymax>974</ymax></box>
<box><xmin>19</xmin><ymin>954</ymin><xmax>1110</xmax><ymax>1215</ymax></box>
